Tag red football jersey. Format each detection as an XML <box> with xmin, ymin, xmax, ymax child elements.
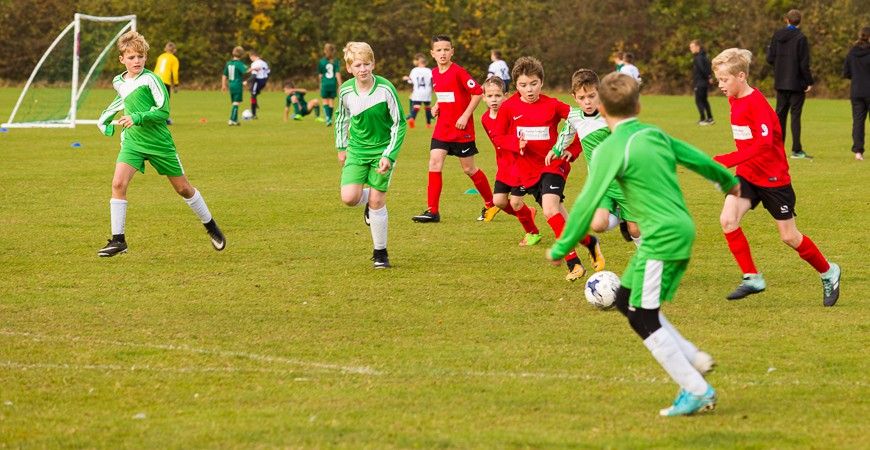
<box><xmin>715</xmin><ymin>88</ymin><xmax>791</xmax><ymax>187</ymax></box>
<box><xmin>432</xmin><ymin>63</ymin><xmax>482</xmax><ymax>143</ymax></box>
<box><xmin>491</xmin><ymin>93</ymin><xmax>572</xmax><ymax>187</ymax></box>
<box><xmin>481</xmin><ymin>110</ymin><xmax>518</xmax><ymax>186</ymax></box>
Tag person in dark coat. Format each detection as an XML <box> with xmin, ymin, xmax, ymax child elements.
<box><xmin>844</xmin><ymin>26</ymin><xmax>870</xmax><ymax>161</ymax></box>
<box><xmin>767</xmin><ymin>9</ymin><xmax>814</xmax><ymax>159</ymax></box>
<box><xmin>689</xmin><ymin>39</ymin><xmax>714</xmax><ymax>126</ymax></box>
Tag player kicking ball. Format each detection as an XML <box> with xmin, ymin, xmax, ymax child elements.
<box><xmin>96</xmin><ymin>31</ymin><xmax>225</xmax><ymax>257</ymax></box>
<box><xmin>548</xmin><ymin>73</ymin><xmax>739</xmax><ymax>416</ymax></box>
<box><xmin>334</xmin><ymin>42</ymin><xmax>406</xmax><ymax>268</ymax></box>
<box><xmin>711</xmin><ymin>49</ymin><xmax>841</xmax><ymax>306</ymax></box>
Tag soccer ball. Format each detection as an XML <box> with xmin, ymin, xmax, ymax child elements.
<box><xmin>241</xmin><ymin>109</ymin><xmax>253</xmax><ymax>120</ymax></box>
<box><xmin>584</xmin><ymin>271</ymin><xmax>620</xmax><ymax>310</ymax></box>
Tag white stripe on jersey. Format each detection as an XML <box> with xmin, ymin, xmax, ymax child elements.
<box><xmin>113</xmin><ymin>72</ymin><xmax>166</xmax><ymax>108</ymax></box>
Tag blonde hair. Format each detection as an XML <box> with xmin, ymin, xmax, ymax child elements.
<box><xmin>599</xmin><ymin>72</ymin><xmax>639</xmax><ymax>118</ymax></box>
<box><xmin>117</xmin><ymin>31</ymin><xmax>149</xmax><ymax>55</ymax></box>
<box><xmin>711</xmin><ymin>48</ymin><xmax>753</xmax><ymax>76</ymax></box>
<box><xmin>232</xmin><ymin>46</ymin><xmax>245</xmax><ymax>58</ymax></box>
<box><xmin>343</xmin><ymin>41</ymin><xmax>375</xmax><ymax>65</ymax></box>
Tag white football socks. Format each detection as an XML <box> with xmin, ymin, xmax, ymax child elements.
<box><xmin>355</xmin><ymin>188</ymin><xmax>370</xmax><ymax>207</ymax></box>
<box><xmin>369</xmin><ymin>205</ymin><xmax>388</xmax><ymax>250</ymax></box>
<box><xmin>184</xmin><ymin>189</ymin><xmax>213</xmax><ymax>224</ymax></box>
<box><xmin>658</xmin><ymin>312</ymin><xmax>699</xmax><ymax>362</ymax></box>
<box><xmin>110</xmin><ymin>198</ymin><xmax>127</xmax><ymax>236</ymax></box>
<box><xmin>606</xmin><ymin>213</ymin><xmax>619</xmax><ymax>231</ymax></box>
<box><xmin>644</xmin><ymin>328</ymin><xmax>708</xmax><ymax>396</ymax></box>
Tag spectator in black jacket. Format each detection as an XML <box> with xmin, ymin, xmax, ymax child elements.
<box><xmin>844</xmin><ymin>26</ymin><xmax>870</xmax><ymax>161</ymax></box>
<box><xmin>689</xmin><ymin>39</ymin><xmax>714</xmax><ymax>126</ymax></box>
<box><xmin>767</xmin><ymin>9</ymin><xmax>814</xmax><ymax>159</ymax></box>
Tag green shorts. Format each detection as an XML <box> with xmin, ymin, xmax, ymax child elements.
<box><xmin>621</xmin><ymin>254</ymin><xmax>689</xmax><ymax>309</ymax></box>
<box><xmin>229</xmin><ymin>87</ymin><xmax>243</xmax><ymax>103</ymax></box>
<box><xmin>341</xmin><ymin>154</ymin><xmax>394</xmax><ymax>193</ymax></box>
<box><xmin>117</xmin><ymin>147</ymin><xmax>184</xmax><ymax>177</ymax></box>
<box><xmin>321</xmin><ymin>85</ymin><xmax>337</xmax><ymax>99</ymax></box>
<box><xmin>597</xmin><ymin>195</ymin><xmax>636</xmax><ymax>222</ymax></box>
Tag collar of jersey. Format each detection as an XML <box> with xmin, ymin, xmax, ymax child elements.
<box><xmin>352</xmin><ymin>75</ymin><xmax>380</xmax><ymax>96</ymax></box>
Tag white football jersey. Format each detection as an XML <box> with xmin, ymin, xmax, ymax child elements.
<box><xmin>251</xmin><ymin>59</ymin><xmax>270</xmax><ymax>79</ymax></box>
<box><xmin>408</xmin><ymin>67</ymin><xmax>433</xmax><ymax>102</ymax></box>
<box><xmin>488</xmin><ymin>60</ymin><xmax>510</xmax><ymax>81</ymax></box>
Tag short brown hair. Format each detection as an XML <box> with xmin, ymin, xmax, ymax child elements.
<box><xmin>785</xmin><ymin>9</ymin><xmax>801</xmax><ymax>26</ymax></box>
<box><xmin>491</xmin><ymin>50</ymin><xmax>502</xmax><ymax>59</ymax></box>
<box><xmin>414</xmin><ymin>53</ymin><xmax>426</xmax><ymax>62</ymax></box>
<box><xmin>164</xmin><ymin>42</ymin><xmax>176</xmax><ymax>53</ymax></box>
<box><xmin>689</xmin><ymin>39</ymin><xmax>701</xmax><ymax>47</ymax></box>
<box><xmin>599</xmin><ymin>72</ymin><xmax>639</xmax><ymax>118</ymax></box>
<box><xmin>623</xmin><ymin>52</ymin><xmax>635</xmax><ymax>63</ymax></box>
<box><xmin>511</xmin><ymin>56</ymin><xmax>544</xmax><ymax>82</ymax></box>
<box><xmin>571</xmin><ymin>69</ymin><xmax>599</xmax><ymax>94</ymax></box>
<box><xmin>232</xmin><ymin>46</ymin><xmax>245</xmax><ymax>58</ymax></box>
<box><xmin>483</xmin><ymin>76</ymin><xmax>505</xmax><ymax>91</ymax></box>
<box><xmin>324</xmin><ymin>43</ymin><xmax>335</xmax><ymax>57</ymax></box>
<box><xmin>117</xmin><ymin>31</ymin><xmax>149</xmax><ymax>55</ymax></box>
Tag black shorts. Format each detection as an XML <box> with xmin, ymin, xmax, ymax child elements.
<box><xmin>251</xmin><ymin>78</ymin><xmax>268</xmax><ymax>95</ymax></box>
<box><xmin>430</xmin><ymin>138</ymin><xmax>479</xmax><ymax>158</ymax></box>
<box><xmin>494</xmin><ymin>180</ymin><xmax>525</xmax><ymax>196</ymax></box>
<box><xmin>520</xmin><ymin>173</ymin><xmax>566</xmax><ymax>205</ymax></box>
<box><xmin>164</xmin><ymin>83</ymin><xmax>172</xmax><ymax>99</ymax></box>
<box><xmin>739</xmin><ymin>176</ymin><xmax>796</xmax><ymax>220</ymax></box>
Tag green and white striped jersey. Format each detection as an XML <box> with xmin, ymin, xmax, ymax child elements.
<box><xmin>334</xmin><ymin>75</ymin><xmax>406</xmax><ymax>162</ymax></box>
<box><xmin>552</xmin><ymin>107</ymin><xmax>609</xmax><ymax>166</ymax></box>
<box><xmin>98</xmin><ymin>69</ymin><xmax>174</xmax><ymax>154</ymax></box>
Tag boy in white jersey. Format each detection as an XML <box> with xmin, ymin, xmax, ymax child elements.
<box><xmin>246</xmin><ymin>50</ymin><xmax>270</xmax><ymax>119</ymax></box>
<box><xmin>487</xmin><ymin>50</ymin><xmax>511</xmax><ymax>92</ymax></box>
<box><xmin>96</xmin><ymin>31</ymin><xmax>225</xmax><ymax>257</ymax></box>
<box><xmin>402</xmin><ymin>53</ymin><xmax>433</xmax><ymax>129</ymax></box>
<box><xmin>334</xmin><ymin>42</ymin><xmax>407</xmax><ymax>268</ymax></box>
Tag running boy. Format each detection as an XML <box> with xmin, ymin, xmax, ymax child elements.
<box><xmin>247</xmin><ymin>50</ymin><xmax>270</xmax><ymax>119</ymax></box>
<box><xmin>548</xmin><ymin>72</ymin><xmax>738</xmax><ymax>416</ymax></box>
<box><xmin>283</xmin><ymin>80</ymin><xmax>322</xmax><ymax>122</ymax></box>
<box><xmin>549</xmin><ymin>68</ymin><xmax>641</xmax><ymax>245</ymax></box>
<box><xmin>491</xmin><ymin>56</ymin><xmax>602</xmax><ymax>280</ymax></box>
<box><xmin>412</xmin><ymin>35</ymin><xmax>497</xmax><ymax>223</ymax></box>
<box><xmin>96</xmin><ymin>31</ymin><xmax>225</xmax><ymax>257</ymax></box>
<box><xmin>319</xmin><ymin>43</ymin><xmax>343</xmax><ymax>126</ymax></box>
<box><xmin>480</xmin><ymin>76</ymin><xmax>541</xmax><ymax>246</ymax></box>
<box><xmin>222</xmin><ymin>46</ymin><xmax>247</xmax><ymax>126</ymax></box>
<box><xmin>402</xmin><ymin>53</ymin><xmax>433</xmax><ymax>128</ymax></box>
<box><xmin>711</xmin><ymin>48</ymin><xmax>841</xmax><ymax>306</ymax></box>
<box><xmin>334</xmin><ymin>42</ymin><xmax>407</xmax><ymax>268</ymax></box>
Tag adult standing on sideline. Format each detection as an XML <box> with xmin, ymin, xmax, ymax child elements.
<box><xmin>767</xmin><ymin>9</ymin><xmax>814</xmax><ymax>159</ymax></box>
<box><xmin>690</xmin><ymin>39</ymin><xmax>714</xmax><ymax>126</ymax></box>
<box><xmin>153</xmin><ymin>42</ymin><xmax>179</xmax><ymax>125</ymax></box>
<box><xmin>844</xmin><ymin>26</ymin><xmax>870</xmax><ymax>161</ymax></box>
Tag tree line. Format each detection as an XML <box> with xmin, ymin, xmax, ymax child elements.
<box><xmin>1</xmin><ymin>0</ymin><xmax>867</xmax><ymax>96</ymax></box>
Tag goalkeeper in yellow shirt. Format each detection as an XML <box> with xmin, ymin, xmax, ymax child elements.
<box><xmin>153</xmin><ymin>42</ymin><xmax>179</xmax><ymax>124</ymax></box>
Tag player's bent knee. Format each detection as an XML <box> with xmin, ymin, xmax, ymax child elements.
<box><xmin>493</xmin><ymin>196</ymin><xmax>509</xmax><ymax>209</ymax></box>
<box><xmin>590</xmin><ymin>217</ymin><xmax>607</xmax><ymax>233</ymax></box>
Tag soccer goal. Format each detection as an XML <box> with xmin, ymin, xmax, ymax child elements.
<box><xmin>1</xmin><ymin>13</ymin><xmax>136</xmax><ymax>129</ymax></box>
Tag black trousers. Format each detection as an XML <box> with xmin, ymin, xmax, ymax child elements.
<box><xmin>851</xmin><ymin>97</ymin><xmax>869</xmax><ymax>154</ymax></box>
<box><xmin>775</xmin><ymin>90</ymin><xmax>806</xmax><ymax>153</ymax></box>
<box><xmin>694</xmin><ymin>84</ymin><xmax>712</xmax><ymax>121</ymax></box>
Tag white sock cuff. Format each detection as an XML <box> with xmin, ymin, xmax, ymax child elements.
<box><xmin>606</xmin><ymin>214</ymin><xmax>619</xmax><ymax>231</ymax></box>
<box><xmin>110</xmin><ymin>198</ymin><xmax>127</xmax><ymax>205</ymax></box>
<box><xmin>355</xmin><ymin>188</ymin><xmax>371</xmax><ymax>207</ymax></box>
<box><xmin>369</xmin><ymin>205</ymin><xmax>387</xmax><ymax>216</ymax></box>
<box><xmin>184</xmin><ymin>189</ymin><xmax>202</xmax><ymax>205</ymax></box>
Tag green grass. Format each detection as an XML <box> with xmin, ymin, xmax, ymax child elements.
<box><xmin>0</xmin><ymin>86</ymin><xmax>867</xmax><ymax>448</ymax></box>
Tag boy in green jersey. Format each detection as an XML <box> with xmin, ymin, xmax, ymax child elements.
<box><xmin>548</xmin><ymin>69</ymin><xmax>640</xmax><ymax>245</ymax></box>
<box><xmin>283</xmin><ymin>80</ymin><xmax>322</xmax><ymax>122</ymax></box>
<box><xmin>222</xmin><ymin>46</ymin><xmax>247</xmax><ymax>126</ymax></box>
<box><xmin>319</xmin><ymin>43</ymin><xmax>343</xmax><ymax>126</ymax></box>
<box><xmin>96</xmin><ymin>31</ymin><xmax>225</xmax><ymax>257</ymax></box>
<box><xmin>334</xmin><ymin>42</ymin><xmax>407</xmax><ymax>268</ymax></box>
<box><xmin>548</xmin><ymin>73</ymin><xmax>739</xmax><ymax>416</ymax></box>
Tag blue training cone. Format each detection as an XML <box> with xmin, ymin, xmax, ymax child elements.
<box><xmin>71</xmin><ymin>141</ymin><xmax>81</xmax><ymax>148</ymax></box>
<box><xmin>464</xmin><ymin>188</ymin><xmax>479</xmax><ymax>195</ymax></box>
<box><xmin>0</xmin><ymin>127</ymin><xmax>8</xmax><ymax>133</ymax></box>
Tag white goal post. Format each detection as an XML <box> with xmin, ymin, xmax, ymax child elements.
<box><xmin>2</xmin><ymin>13</ymin><xmax>136</xmax><ymax>129</ymax></box>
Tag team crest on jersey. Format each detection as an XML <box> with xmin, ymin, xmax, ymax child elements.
<box><xmin>761</xmin><ymin>124</ymin><xmax>769</xmax><ymax>137</ymax></box>
<box><xmin>466</xmin><ymin>79</ymin><xmax>477</xmax><ymax>88</ymax></box>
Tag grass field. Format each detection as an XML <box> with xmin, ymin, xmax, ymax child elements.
<box><xmin>0</xmin><ymin>85</ymin><xmax>867</xmax><ymax>448</ymax></box>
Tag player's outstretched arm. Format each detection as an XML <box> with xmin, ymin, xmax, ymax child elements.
<box><xmin>549</xmin><ymin>120</ymin><xmax>578</xmax><ymax>163</ymax></box>
<box><xmin>97</xmin><ymin>94</ymin><xmax>124</xmax><ymax>136</ymax></box>
<box><xmin>671</xmin><ymin>136</ymin><xmax>738</xmax><ymax>193</ymax></box>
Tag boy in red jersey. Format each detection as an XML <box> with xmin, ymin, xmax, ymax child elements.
<box><xmin>412</xmin><ymin>35</ymin><xmax>498</xmax><ymax>223</ymax></box>
<box><xmin>712</xmin><ymin>48</ymin><xmax>841</xmax><ymax>306</ymax></box>
<box><xmin>491</xmin><ymin>56</ymin><xmax>603</xmax><ymax>280</ymax></box>
<box><xmin>480</xmin><ymin>76</ymin><xmax>542</xmax><ymax>246</ymax></box>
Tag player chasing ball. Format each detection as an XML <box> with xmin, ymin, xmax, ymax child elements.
<box><xmin>96</xmin><ymin>31</ymin><xmax>225</xmax><ymax>257</ymax></box>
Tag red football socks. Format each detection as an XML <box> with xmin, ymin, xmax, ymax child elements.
<box><xmin>546</xmin><ymin>214</ymin><xmax>578</xmax><ymax>262</ymax></box>
<box><xmin>796</xmin><ymin>235</ymin><xmax>830</xmax><ymax>273</ymax></box>
<box><xmin>427</xmin><ymin>171</ymin><xmax>442</xmax><ymax>213</ymax></box>
<box><xmin>515</xmin><ymin>205</ymin><xmax>539</xmax><ymax>234</ymax></box>
<box><xmin>469</xmin><ymin>169</ymin><xmax>494</xmax><ymax>208</ymax></box>
<box><xmin>724</xmin><ymin>228</ymin><xmax>759</xmax><ymax>274</ymax></box>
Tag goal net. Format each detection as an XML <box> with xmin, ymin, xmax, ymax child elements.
<box><xmin>2</xmin><ymin>13</ymin><xmax>136</xmax><ymax>129</ymax></box>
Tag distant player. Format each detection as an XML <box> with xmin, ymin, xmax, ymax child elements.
<box><xmin>619</xmin><ymin>52</ymin><xmax>642</xmax><ymax>84</ymax></box>
<box><xmin>96</xmin><ymin>31</ymin><xmax>225</xmax><ymax>257</ymax></box>
<box><xmin>319</xmin><ymin>43</ymin><xmax>343</xmax><ymax>126</ymax></box>
<box><xmin>490</xmin><ymin>56</ymin><xmax>603</xmax><ymax>280</ymax></box>
<box><xmin>221</xmin><ymin>46</ymin><xmax>247</xmax><ymax>126</ymax></box>
<box><xmin>401</xmin><ymin>53</ymin><xmax>433</xmax><ymax>129</ymax></box>
<box><xmin>152</xmin><ymin>41</ymin><xmax>178</xmax><ymax>125</ymax></box>
<box><xmin>283</xmin><ymin>80</ymin><xmax>322</xmax><ymax>122</ymax></box>
<box><xmin>247</xmin><ymin>50</ymin><xmax>270</xmax><ymax>119</ymax></box>
<box><xmin>549</xmin><ymin>68</ymin><xmax>641</xmax><ymax>245</ymax></box>
<box><xmin>711</xmin><ymin>48</ymin><xmax>841</xmax><ymax>306</ymax></box>
<box><xmin>548</xmin><ymin>72</ymin><xmax>738</xmax><ymax>416</ymax></box>
<box><xmin>334</xmin><ymin>42</ymin><xmax>407</xmax><ymax>268</ymax></box>
<box><xmin>412</xmin><ymin>35</ymin><xmax>498</xmax><ymax>223</ymax></box>
<box><xmin>479</xmin><ymin>76</ymin><xmax>541</xmax><ymax>246</ymax></box>
<box><xmin>487</xmin><ymin>50</ymin><xmax>511</xmax><ymax>92</ymax></box>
